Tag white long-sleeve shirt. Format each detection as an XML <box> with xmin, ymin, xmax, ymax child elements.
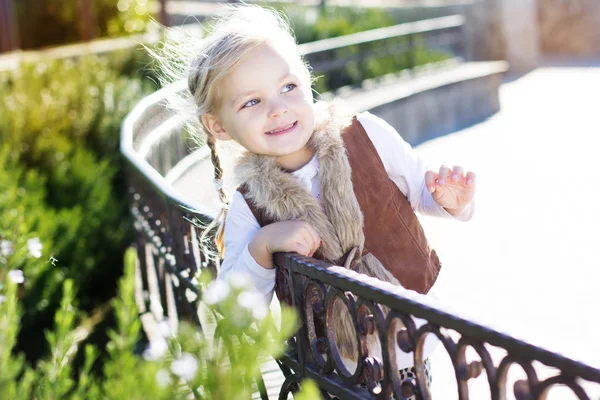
<box><xmin>218</xmin><ymin>111</ymin><xmax>474</xmax><ymax>368</ymax></box>
<box><xmin>219</xmin><ymin>111</ymin><xmax>474</xmax><ymax>301</ymax></box>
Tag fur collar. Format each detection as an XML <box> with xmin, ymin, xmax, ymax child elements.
<box><xmin>234</xmin><ymin>101</ymin><xmax>359</xmax><ymax>263</ymax></box>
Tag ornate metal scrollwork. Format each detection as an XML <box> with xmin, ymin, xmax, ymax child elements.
<box><xmin>324</xmin><ymin>288</ymin><xmax>364</xmax><ymax>384</ymax></box>
<box><xmin>305</xmin><ymin>280</ymin><xmax>333</xmax><ymax>373</ymax></box>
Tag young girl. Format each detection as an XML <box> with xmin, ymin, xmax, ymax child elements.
<box><xmin>176</xmin><ymin>3</ymin><xmax>475</xmax><ymax>394</ymax></box>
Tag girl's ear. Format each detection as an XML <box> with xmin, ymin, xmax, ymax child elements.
<box><xmin>201</xmin><ymin>114</ymin><xmax>232</xmax><ymax>141</ymax></box>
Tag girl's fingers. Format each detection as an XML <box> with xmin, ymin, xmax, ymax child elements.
<box><xmin>451</xmin><ymin>166</ymin><xmax>464</xmax><ymax>182</ymax></box>
<box><xmin>466</xmin><ymin>171</ymin><xmax>476</xmax><ymax>187</ymax></box>
<box><xmin>308</xmin><ymin>241</ymin><xmax>321</xmax><ymax>257</ymax></box>
<box><xmin>307</xmin><ymin>224</ymin><xmax>321</xmax><ymax>246</ymax></box>
<box><xmin>300</xmin><ymin>230</ymin><xmax>316</xmax><ymax>257</ymax></box>
<box><xmin>295</xmin><ymin>242</ymin><xmax>310</xmax><ymax>257</ymax></box>
<box><xmin>425</xmin><ymin>170</ymin><xmax>437</xmax><ymax>193</ymax></box>
<box><xmin>437</xmin><ymin>165</ymin><xmax>451</xmax><ymax>185</ymax></box>
<box><xmin>302</xmin><ymin>224</ymin><xmax>321</xmax><ymax>257</ymax></box>
<box><xmin>307</xmin><ymin>226</ymin><xmax>321</xmax><ymax>256</ymax></box>
<box><xmin>308</xmin><ymin>224</ymin><xmax>322</xmax><ymax>247</ymax></box>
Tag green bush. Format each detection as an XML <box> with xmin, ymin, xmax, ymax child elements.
<box><xmin>0</xmin><ymin>54</ymin><xmax>155</xmax><ymax>361</ymax></box>
<box><xmin>15</xmin><ymin>0</ymin><xmax>152</xmax><ymax>50</ymax></box>
<box><xmin>283</xmin><ymin>6</ymin><xmax>452</xmax><ymax>93</ymax></box>
<box><xmin>0</xmin><ymin>247</ymin><xmax>303</xmax><ymax>399</ymax></box>
<box><xmin>0</xmin><ymin>145</ymin><xmax>63</xmax><ymax>328</ymax></box>
<box><xmin>291</xmin><ymin>6</ymin><xmax>396</xmax><ymax>43</ymax></box>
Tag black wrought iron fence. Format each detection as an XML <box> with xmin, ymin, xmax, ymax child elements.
<box><xmin>272</xmin><ymin>254</ymin><xmax>600</xmax><ymax>399</ymax></box>
<box><xmin>120</xmin><ymin>17</ymin><xmax>600</xmax><ymax>400</ymax></box>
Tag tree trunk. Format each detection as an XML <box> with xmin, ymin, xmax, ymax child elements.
<box><xmin>79</xmin><ymin>0</ymin><xmax>94</xmax><ymax>41</ymax></box>
<box><xmin>0</xmin><ymin>0</ymin><xmax>19</xmax><ymax>52</ymax></box>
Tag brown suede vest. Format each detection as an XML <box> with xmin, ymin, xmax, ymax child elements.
<box><xmin>238</xmin><ymin>117</ymin><xmax>441</xmax><ymax>294</ymax></box>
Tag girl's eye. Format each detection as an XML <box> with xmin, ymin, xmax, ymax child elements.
<box><xmin>242</xmin><ymin>99</ymin><xmax>259</xmax><ymax>109</ymax></box>
<box><xmin>282</xmin><ymin>83</ymin><xmax>297</xmax><ymax>93</ymax></box>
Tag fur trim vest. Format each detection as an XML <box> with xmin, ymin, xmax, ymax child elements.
<box><xmin>234</xmin><ymin>102</ymin><xmax>441</xmax><ymax>360</ymax></box>
<box><xmin>235</xmin><ymin>102</ymin><xmax>440</xmax><ymax>292</ymax></box>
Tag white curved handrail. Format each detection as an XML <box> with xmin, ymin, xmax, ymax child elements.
<box><xmin>120</xmin><ymin>79</ymin><xmax>203</xmax><ymax>212</ymax></box>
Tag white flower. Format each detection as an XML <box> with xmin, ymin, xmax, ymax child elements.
<box><xmin>237</xmin><ymin>290</ymin><xmax>268</xmax><ymax>320</ymax></box>
<box><xmin>8</xmin><ymin>270</ymin><xmax>24</xmax><ymax>284</ymax></box>
<box><xmin>155</xmin><ymin>369</ymin><xmax>172</xmax><ymax>388</ymax></box>
<box><xmin>149</xmin><ymin>295</ymin><xmax>164</xmax><ymax>317</ymax></box>
<box><xmin>158</xmin><ymin>319</ymin><xmax>172</xmax><ymax>338</ymax></box>
<box><xmin>142</xmin><ymin>338</ymin><xmax>168</xmax><ymax>361</ymax></box>
<box><xmin>227</xmin><ymin>272</ymin><xmax>251</xmax><ymax>289</ymax></box>
<box><xmin>27</xmin><ymin>238</ymin><xmax>42</xmax><ymax>258</ymax></box>
<box><xmin>203</xmin><ymin>279</ymin><xmax>230</xmax><ymax>305</ymax></box>
<box><xmin>185</xmin><ymin>288</ymin><xmax>198</xmax><ymax>303</ymax></box>
<box><xmin>1</xmin><ymin>240</ymin><xmax>13</xmax><ymax>256</ymax></box>
<box><xmin>252</xmin><ymin>305</ymin><xmax>268</xmax><ymax>320</ymax></box>
<box><xmin>170</xmin><ymin>352</ymin><xmax>198</xmax><ymax>382</ymax></box>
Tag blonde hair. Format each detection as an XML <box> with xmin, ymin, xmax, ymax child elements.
<box><xmin>149</xmin><ymin>4</ymin><xmax>311</xmax><ymax>258</ymax></box>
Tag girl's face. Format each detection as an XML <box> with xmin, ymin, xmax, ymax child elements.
<box><xmin>202</xmin><ymin>41</ymin><xmax>316</xmax><ymax>171</ymax></box>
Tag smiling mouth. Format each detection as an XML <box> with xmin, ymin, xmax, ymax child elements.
<box><xmin>265</xmin><ymin>121</ymin><xmax>297</xmax><ymax>135</ymax></box>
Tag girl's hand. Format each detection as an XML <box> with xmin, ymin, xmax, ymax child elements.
<box><xmin>249</xmin><ymin>220</ymin><xmax>321</xmax><ymax>269</ymax></box>
<box><xmin>425</xmin><ymin>165</ymin><xmax>476</xmax><ymax>216</ymax></box>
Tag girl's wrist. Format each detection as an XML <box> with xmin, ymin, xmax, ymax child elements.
<box><xmin>443</xmin><ymin>207</ymin><xmax>460</xmax><ymax>216</ymax></box>
<box><xmin>443</xmin><ymin>202</ymin><xmax>468</xmax><ymax>216</ymax></box>
<box><xmin>249</xmin><ymin>230</ymin><xmax>274</xmax><ymax>269</ymax></box>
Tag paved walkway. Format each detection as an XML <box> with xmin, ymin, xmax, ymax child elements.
<box><xmin>418</xmin><ymin>57</ymin><xmax>600</xmax><ymax>398</ymax></box>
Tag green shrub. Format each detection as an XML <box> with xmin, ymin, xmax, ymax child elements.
<box><xmin>282</xmin><ymin>6</ymin><xmax>452</xmax><ymax>93</ymax></box>
<box><xmin>0</xmin><ymin>247</ymin><xmax>303</xmax><ymax>399</ymax></box>
<box><xmin>283</xmin><ymin>6</ymin><xmax>396</xmax><ymax>44</ymax></box>
<box><xmin>0</xmin><ymin>144</ymin><xmax>63</xmax><ymax>325</ymax></box>
<box><xmin>0</xmin><ymin>55</ymin><xmax>155</xmax><ymax>361</ymax></box>
<box><xmin>15</xmin><ymin>0</ymin><xmax>152</xmax><ymax>50</ymax></box>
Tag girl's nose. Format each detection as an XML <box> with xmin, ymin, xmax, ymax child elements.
<box><xmin>268</xmin><ymin>101</ymin><xmax>289</xmax><ymax>118</ymax></box>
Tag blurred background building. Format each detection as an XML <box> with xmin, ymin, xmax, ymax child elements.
<box><xmin>2</xmin><ymin>0</ymin><xmax>600</xmax><ymax>67</ymax></box>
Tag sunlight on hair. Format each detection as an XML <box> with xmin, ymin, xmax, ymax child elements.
<box><xmin>146</xmin><ymin>3</ymin><xmax>309</xmax><ymax>260</ymax></box>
